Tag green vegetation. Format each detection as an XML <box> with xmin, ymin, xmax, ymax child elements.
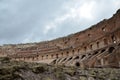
<box><xmin>0</xmin><ymin>57</ymin><xmax>120</xmax><ymax>80</ymax></box>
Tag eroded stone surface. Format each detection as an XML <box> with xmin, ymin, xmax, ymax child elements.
<box><xmin>0</xmin><ymin>58</ymin><xmax>120</xmax><ymax>80</ymax></box>
<box><xmin>0</xmin><ymin>9</ymin><xmax>120</xmax><ymax>68</ymax></box>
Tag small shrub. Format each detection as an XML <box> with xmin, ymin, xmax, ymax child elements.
<box><xmin>32</xmin><ymin>66</ymin><xmax>46</xmax><ymax>74</ymax></box>
<box><xmin>0</xmin><ymin>57</ymin><xmax>10</xmax><ymax>63</ymax></box>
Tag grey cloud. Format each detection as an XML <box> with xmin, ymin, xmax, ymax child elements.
<box><xmin>0</xmin><ymin>0</ymin><xmax>120</xmax><ymax>45</ymax></box>
<box><xmin>0</xmin><ymin>0</ymin><xmax>65</xmax><ymax>44</ymax></box>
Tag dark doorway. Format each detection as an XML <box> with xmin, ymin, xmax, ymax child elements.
<box><xmin>68</xmin><ymin>57</ymin><xmax>72</xmax><ymax>61</ymax></box>
<box><xmin>74</xmin><ymin>56</ymin><xmax>79</xmax><ymax>60</ymax></box>
<box><xmin>101</xmin><ymin>49</ymin><xmax>105</xmax><ymax>53</ymax></box>
<box><xmin>108</xmin><ymin>47</ymin><xmax>115</xmax><ymax>53</ymax></box>
<box><xmin>81</xmin><ymin>55</ymin><xmax>86</xmax><ymax>59</ymax></box>
<box><xmin>75</xmin><ymin>62</ymin><xmax>80</xmax><ymax>67</ymax></box>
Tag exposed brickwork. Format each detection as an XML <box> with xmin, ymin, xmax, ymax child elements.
<box><xmin>0</xmin><ymin>9</ymin><xmax>120</xmax><ymax>68</ymax></box>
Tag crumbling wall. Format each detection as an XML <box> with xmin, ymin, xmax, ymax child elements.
<box><xmin>0</xmin><ymin>9</ymin><xmax>120</xmax><ymax>68</ymax></box>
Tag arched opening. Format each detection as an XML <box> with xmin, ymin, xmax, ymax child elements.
<box><xmin>36</xmin><ymin>55</ymin><xmax>39</xmax><ymax>60</ymax></box>
<box><xmin>111</xmin><ymin>35</ymin><xmax>116</xmax><ymax>43</ymax></box>
<box><xmin>75</xmin><ymin>62</ymin><xmax>80</xmax><ymax>67</ymax></box>
<box><xmin>72</xmin><ymin>50</ymin><xmax>74</xmax><ymax>55</ymax></box>
<box><xmin>56</xmin><ymin>54</ymin><xmax>59</xmax><ymax>58</ymax></box>
<box><xmin>88</xmin><ymin>53</ymin><xmax>91</xmax><ymax>56</ymax></box>
<box><xmin>101</xmin><ymin>49</ymin><xmax>105</xmax><ymax>53</ymax></box>
<box><xmin>52</xmin><ymin>60</ymin><xmax>56</xmax><ymax>64</ymax></box>
<box><xmin>104</xmin><ymin>39</ymin><xmax>108</xmax><ymax>45</ymax></box>
<box><xmin>62</xmin><ymin>58</ymin><xmax>67</xmax><ymax>62</ymax></box>
<box><xmin>84</xmin><ymin>47</ymin><xmax>87</xmax><ymax>52</ymax></box>
<box><xmin>118</xmin><ymin>43</ymin><xmax>120</xmax><ymax>46</ymax></box>
<box><xmin>51</xmin><ymin>55</ymin><xmax>53</xmax><ymax>58</ymax></box>
<box><xmin>66</xmin><ymin>51</ymin><xmax>69</xmax><ymax>56</ymax></box>
<box><xmin>108</xmin><ymin>47</ymin><xmax>115</xmax><ymax>53</ymax></box>
<box><xmin>97</xmin><ymin>42</ymin><xmax>99</xmax><ymax>48</ymax></box>
<box><xmin>90</xmin><ymin>44</ymin><xmax>92</xmax><ymax>50</ymax></box>
<box><xmin>102</xmin><ymin>27</ymin><xmax>106</xmax><ymax>31</ymax></box>
<box><xmin>81</xmin><ymin>55</ymin><xmax>86</xmax><ymax>59</ymax></box>
<box><xmin>74</xmin><ymin>56</ymin><xmax>79</xmax><ymax>60</ymax></box>
<box><xmin>78</xmin><ymin>49</ymin><xmax>80</xmax><ymax>54</ymax></box>
<box><xmin>46</xmin><ymin>55</ymin><xmax>48</xmax><ymax>59</ymax></box>
<box><xmin>93</xmin><ymin>51</ymin><xmax>98</xmax><ymax>55</ymax></box>
<box><xmin>65</xmin><ymin>41</ymin><xmax>67</xmax><ymax>44</ymax></box>
<box><xmin>61</xmin><ymin>53</ymin><xmax>63</xmax><ymax>57</ymax></box>
<box><xmin>88</xmin><ymin>34</ymin><xmax>91</xmax><ymax>37</ymax></box>
<box><xmin>57</xmin><ymin>58</ymin><xmax>61</xmax><ymax>63</ymax></box>
<box><xmin>68</xmin><ymin>57</ymin><xmax>72</xmax><ymax>61</ymax></box>
<box><xmin>76</xmin><ymin>38</ymin><xmax>79</xmax><ymax>41</ymax></box>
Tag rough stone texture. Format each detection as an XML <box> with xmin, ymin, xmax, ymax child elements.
<box><xmin>0</xmin><ymin>9</ymin><xmax>120</xmax><ymax>68</ymax></box>
<box><xmin>0</xmin><ymin>57</ymin><xmax>120</xmax><ymax>80</ymax></box>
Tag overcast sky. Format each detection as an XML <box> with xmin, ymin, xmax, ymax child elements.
<box><xmin>0</xmin><ymin>0</ymin><xmax>120</xmax><ymax>45</ymax></box>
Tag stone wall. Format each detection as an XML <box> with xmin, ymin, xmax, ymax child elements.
<box><xmin>0</xmin><ymin>9</ymin><xmax>120</xmax><ymax>68</ymax></box>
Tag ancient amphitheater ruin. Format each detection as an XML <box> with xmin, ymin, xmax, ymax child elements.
<box><xmin>0</xmin><ymin>9</ymin><xmax>120</xmax><ymax>68</ymax></box>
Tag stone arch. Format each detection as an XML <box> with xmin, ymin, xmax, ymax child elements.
<box><xmin>88</xmin><ymin>34</ymin><xmax>91</xmax><ymax>37</ymax></box>
<box><xmin>76</xmin><ymin>38</ymin><xmax>79</xmax><ymax>41</ymax></box>
<box><xmin>68</xmin><ymin>57</ymin><xmax>73</xmax><ymax>61</ymax></box>
<box><xmin>61</xmin><ymin>53</ymin><xmax>63</xmax><ymax>57</ymax></box>
<box><xmin>90</xmin><ymin>44</ymin><xmax>92</xmax><ymax>50</ymax></box>
<box><xmin>78</xmin><ymin>49</ymin><xmax>80</xmax><ymax>54</ymax></box>
<box><xmin>56</xmin><ymin>54</ymin><xmax>59</xmax><ymax>58</ymax></box>
<box><xmin>101</xmin><ymin>49</ymin><xmax>105</xmax><ymax>53</ymax></box>
<box><xmin>97</xmin><ymin>42</ymin><xmax>99</xmax><ymax>48</ymax></box>
<box><xmin>93</xmin><ymin>51</ymin><xmax>98</xmax><ymax>55</ymax></box>
<box><xmin>59</xmin><ymin>58</ymin><xmax>65</xmax><ymax>63</ymax></box>
<box><xmin>84</xmin><ymin>46</ymin><xmax>87</xmax><ymax>52</ymax></box>
<box><xmin>102</xmin><ymin>27</ymin><xmax>106</xmax><ymax>31</ymax></box>
<box><xmin>104</xmin><ymin>38</ymin><xmax>108</xmax><ymax>45</ymax></box>
<box><xmin>36</xmin><ymin>54</ymin><xmax>39</xmax><ymax>60</ymax></box>
<box><xmin>52</xmin><ymin>59</ymin><xmax>56</xmax><ymax>64</ymax></box>
<box><xmin>108</xmin><ymin>47</ymin><xmax>115</xmax><ymax>53</ymax></box>
<box><xmin>111</xmin><ymin>35</ymin><xmax>116</xmax><ymax>43</ymax></box>
<box><xmin>75</xmin><ymin>62</ymin><xmax>80</xmax><ymax>67</ymax></box>
<box><xmin>74</xmin><ymin>56</ymin><xmax>79</xmax><ymax>60</ymax></box>
<box><xmin>81</xmin><ymin>55</ymin><xmax>86</xmax><ymax>59</ymax></box>
<box><xmin>57</xmin><ymin>58</ymin><xmax>62</xmax><ymax>63</ymax></box>
<box><xmin>51</xmin><ymin>54</ymin><xmax>54</xmax><ymax>59</ymax></box>
<box><xmin>46</xmin><ymin>55</ymin><xmax>48</xmax><ymax>59</ymax></box>
<box><xmin>88</xmin><ymin>53</ymin><xmax>91</xmax><ymax>56</ymax></box>
<box><xmin>64</xmin><ymin>41</ymin><xmax>67</xmax><ymax>44</ymax></box>
<box><xmin>72</xmin><ymin>50</ymin><xmax>74</xmax><ymax>55</ymax></box>
<box><xmin>66</xmin><ymin>51</ymin><xmax>69</xmax><ymax>56</ymax></box>
<box><xmin>62</xmin><ymin>58</ymin><xmax>67</xmax><ymax>62</ymax></box>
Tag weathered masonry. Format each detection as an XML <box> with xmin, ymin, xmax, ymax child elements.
<box><xmin>0</xmin><ymin>9</ymin><xmax>120</xmax><ymax>68</ymax></box>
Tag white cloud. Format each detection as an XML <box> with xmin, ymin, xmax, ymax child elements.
<box><xmin>43</xmin><ymin>0</ymin><xmax>96</xmax><ymax>35</ymax></box>
<box><xmin>78</xmin><ymin>1</ymin><xmax>95</xmax><ymax>19</ymax></box>
<box><xmin>43</xmin><ymin>23</ymin><xmax>56</xmax><ymax>35</ymax></box>
<box><xmin>43</xmin><ymin>13</ymin><xmax>71</xmax><ymax>35</ymax></box>
<box><xmin>0</xmin><ymin>0</ymin><xmax>120</xmax><ymax>45</ymax></box>
<box><xmin>115</xmin><ymin>0</ymin><xmax>120</xmax><ymax>8</ymax></box>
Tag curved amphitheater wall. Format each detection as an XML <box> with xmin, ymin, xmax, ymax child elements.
<box><xmin>0</xmin><ymin>9</ymin><xmax>120</xmax><ymax>68</ymax></box>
